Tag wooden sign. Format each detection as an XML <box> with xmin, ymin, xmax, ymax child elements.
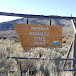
<box><xmin>14</xmin><ymin>24</ymin><xmax>62</xmax><ymax>49</ymax></box>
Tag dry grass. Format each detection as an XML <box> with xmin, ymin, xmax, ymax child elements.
<box><xmin>0</xmin><ymin>26</ymin><xmax>74</xmax><ymax>76</ymax></box>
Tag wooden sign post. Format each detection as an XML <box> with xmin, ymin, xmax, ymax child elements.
<box><xmin>14</xmin><ymin>24</ymin><xmax>62</xmax><ymax>49</ymax></box>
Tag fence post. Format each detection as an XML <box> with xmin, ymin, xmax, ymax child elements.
<box><xmin>27</xmin><ymin>69</ymin><xmax>29</xmax><ymax>76</ymax></box>
<box><xmin>71</xmin><ymin>19</ymin><xmax>76</xmax><ymax>76</ymax></box>
<box><xmin>19</xmin><ymin>60</ymin><xmax>22</xmax><ymax>76</ymax></box>
<box><xmin>27</xmin><ymin>19</ymin><xmax>28</xmax><ymax>24</ymax></box>
<box><xmin>8</xmin><ymin>71</ymin><xmax>10</xmax><ymax>76</ymax></box>
<box><xmin>26</xmin><ymin>69</ymin><xmax>29</xmax><ymax>76</ymax></box>
<box><xmin>73</xmin><ymin>34</ymin><xmax>76</xmax><ymax>76</ymax></box>
<box><xmin>50</xmin><ymin>20</ymin><xmax>51</xmax><ymax>25</ymax></box>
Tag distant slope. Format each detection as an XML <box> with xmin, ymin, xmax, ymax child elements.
<box><xmin>0</xmin><ymin>18</ymin><xmax>72</xmax><ymax>31</ymax></box>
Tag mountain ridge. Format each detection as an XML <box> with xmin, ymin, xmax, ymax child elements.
<box><xmin>0</xmin><ymin>17</ymin><xmax>72</xmax><ymax>31</ymax></box>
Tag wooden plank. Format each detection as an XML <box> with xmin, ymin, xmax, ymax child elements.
<box><xmin>14</xmin><ymin>24</ymin><xmax>62</xmax><ymax>49</ymax></box>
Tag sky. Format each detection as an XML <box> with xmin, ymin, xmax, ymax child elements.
<box><xmin>0</xmin><ymin>0</ymin><xmax>76</xmax><ymax>22</ymax></box>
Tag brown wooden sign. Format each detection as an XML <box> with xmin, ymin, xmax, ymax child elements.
<box><xmin>14</xmin><ymin>24</ymin><xmax>62</xmax><ymax>49</ymax></box>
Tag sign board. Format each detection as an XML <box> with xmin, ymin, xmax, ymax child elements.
<box><xmin>14</xmin><ymin>24</ymin><xmax>62</xmax><ymax>49</ymax></box>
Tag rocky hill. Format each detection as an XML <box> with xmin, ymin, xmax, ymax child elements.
<box><xmin>0</xmin><ymin>18</ymin><xmax>72</xmax><ymax>31</ymax></box>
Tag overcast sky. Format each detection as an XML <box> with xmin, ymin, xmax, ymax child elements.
<box><xmin>0</xmin><ymin>0</ymin><xmax>76</xmax><ymax>22</ymax></box>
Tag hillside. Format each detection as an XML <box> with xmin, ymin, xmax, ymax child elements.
<box><xmin>0</xmin><ymin>18</ymin><xmax>74</xmax><ymax>76</ymax></box>
<box><xmin>0</xmin><ymin>18</ymin><xmax>72</xmax><ymax>31</ymax></box>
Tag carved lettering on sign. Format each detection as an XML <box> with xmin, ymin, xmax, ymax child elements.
<box><xmin>29</xmin><ymin>32</ymin><xmax>49</xmax><ymax>36</ymax></box>
<box><xmin>34</xmin><ymin>42</ymin><xmax>45</xmax><ymax>45</ymax></box>
<box><xmin>34</xmin><ymin>37</ymin><xmax>45</xmax><ymax>41</ymax></box>
<box><xmin>31</xmin><ymin>27</ymin><xmax>49</xmax><ymax>30</ymax></box>
<box><xmin>14</xmin><ymin>24</ymin><xmax>62</xmax><ymax>49</ymax></box>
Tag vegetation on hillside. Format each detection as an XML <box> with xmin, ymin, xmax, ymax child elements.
<box><xmin>0</xmin><ymin>25</ymin><xmax>74</xmax><ymax>76</ymax></box>
<box><xmin>0</xmin><ymin>18</ymin><xmax>74</xmax><ymax>76</ymax></box>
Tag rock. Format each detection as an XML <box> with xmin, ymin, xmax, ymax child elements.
<box><xmin>62</xmin><ymin>40</ymin><xmax>66</xmax><ymax>43</ymax></box>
